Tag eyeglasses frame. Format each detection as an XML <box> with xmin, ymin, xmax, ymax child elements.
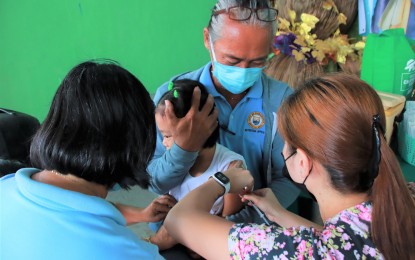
<box><xmin>212</xmin><ymin>6</ymin><xmax>278</xmax><ymax>22</ymax></box>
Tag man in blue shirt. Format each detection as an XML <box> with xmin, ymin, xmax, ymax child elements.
<box><xmin>149</xmin><ymin>0</ymin><xmax>300</xmax><ymax>223</ymax></box>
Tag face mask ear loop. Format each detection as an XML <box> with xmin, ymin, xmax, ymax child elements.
<box><xmin>208</xmin><ymin>34</ymin><xmax>218</xmax><ymax>62</ymax></box>
<box><xmin>302</xmin><ymin>161</ymin><xmax>313</xmax><ymax>185</ymax></box>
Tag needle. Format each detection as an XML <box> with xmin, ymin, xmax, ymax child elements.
<box><xmin>250</xmin><ymin>203</ymin><xmax>270</xmax><ymax>225</ymax></box>
<box><xmin>243</xmin><ymin>187</ymin><xmax>270</xmax><ymax>225</ymax></box>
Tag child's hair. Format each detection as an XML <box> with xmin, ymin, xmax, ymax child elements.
<box><xmin>278</xmin><ymin>73</ymin><xmax>415</xmax><ymax>259</ymax></box>
<box><xmin>156</xmin><ymin>79</ymin><xmax>219</xmax><ymax>148</ymax></box>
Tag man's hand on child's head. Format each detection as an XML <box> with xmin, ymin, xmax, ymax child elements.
<box><xmin>164</xmin><ymin>87</ymin><xmax>218</xmax><ymax>152</ymax></box>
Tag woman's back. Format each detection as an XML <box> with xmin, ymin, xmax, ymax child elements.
<box><xmin>1</xmin><ymin>169</ymin><xmax>162</xmax><ymax>260</ymax></box>
<box><xmin>229</xmin><ymin>201</ymin><xmax>382</xmax><ymax>259</ymax></box>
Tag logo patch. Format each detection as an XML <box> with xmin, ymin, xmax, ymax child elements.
<box><xmin>247</xmin><ymin>112</ymin><xmax>265</xmax><ymax>129</ymax></box>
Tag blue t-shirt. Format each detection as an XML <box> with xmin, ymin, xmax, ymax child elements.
<box><xmin>0</xmin><ymin>168</ymin><xmax>163</xmax><ymax>260</ymax></box>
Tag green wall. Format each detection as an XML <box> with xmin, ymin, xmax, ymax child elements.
<box><xmin>0</xmin><ymin>0</ymin><xmax>215</xmax><ymax>121</ymax></box>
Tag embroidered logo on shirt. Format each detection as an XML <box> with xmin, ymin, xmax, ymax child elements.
<box><xmin>247</xmin><ymin>112</ymin><xmax>265</xmax><ymax>129</ymax></box>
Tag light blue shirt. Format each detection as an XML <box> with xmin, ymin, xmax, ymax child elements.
<box><xmin>199</xmin><ymin>63</ymin><xmax>266</xmax><ymax>189</ymax></box>
<box><xmin>0</xmin><ymin>168</ymin><xmax>163</xmax><ymax>260</ymax></box>
<box><xmin>149</xmin><ymin>63</ymin><xmax>300</xmax><ymax>221</ymax></box>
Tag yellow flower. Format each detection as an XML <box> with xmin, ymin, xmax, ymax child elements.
<box><xmin>322</xmin><ymin>0</ymin><xmax>339</xmax><ymax>13</ymax></box>
<box><xmin>322</xmin><ymin>0</ymin><xmax>334</xmax><ymax>10</ymax></box>
<box><xmin>301</xmin><ymin>47</ymin><xmax>311</xmax><ymax>53</ymax></box>
<box><xmin>300</xmin><ymin>23</ymin><xmax>313</xmax><ymax>34</ymax></box>
<box><xmin>300</xmin><ymin>13</ymin><xmax>319</xmax><ymax>29</ymax></box>
<box><xmin>292</xmin><ymin>50</ymin><xmax>305</xmax><ymax>62</ymax></box>
<box><xmin>304</xmin><ymin>34</ymin><xmax>316</xmax><ymax>45</ymax></box>
<box><xmin>294</xmin><ymin>36</ymin><xmax>306</xmax><ymax>47</ymax></box>
<box><xmin>278</xmin><ymin>18</ymin><xmax>291</xmax><ymax>31</ymax></box>
<box><xmin>288</xmin><ymin>10</ymin><xmax>296</xmax><ymax>23</ymax></box>
<box><xmin>273</xmin><ymin>7</ymin><xmax>366</xmax><ymax>66</ymax></box>
<box><xmin>338</xmin><ymin>13</ymin><xmax>347</xmax><ymax>25</ymax></box>
<box><xmin>312</xmin><ymin>50</ymin><xmax>326</xmax><ymax>62</ymax></box>
<box><xmin>355</xmin><ymin>41</ymin><xmax>366</xmax><ymax>50</ymax></box>
<box><xmin>336</xmin><ymin>53</ymin><xmax>346</xmax><ymax>64</ymax></box>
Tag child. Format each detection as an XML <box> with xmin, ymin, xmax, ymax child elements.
<box><xmin>149</xmin><ymin>79</ymin><xmax>246</xmax><ymax>250</ymax></box>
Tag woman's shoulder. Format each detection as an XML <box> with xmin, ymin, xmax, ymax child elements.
<box><xmin>325</xmin><ymin>201</ymin><xmax>373</xmax><ymax>234</ymax></box>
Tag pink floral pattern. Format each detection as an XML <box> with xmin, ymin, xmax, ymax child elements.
<box><xmin>229</xmin><ymin>202</ymin><xmax>384</xmax><ymax>259</ymax></box>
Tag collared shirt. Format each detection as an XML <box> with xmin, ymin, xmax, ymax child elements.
<box><xmin>0</xmin><ymin>168</ymin><xmax>163</xmax><ymax>260</ymax></box>
<box><xmin>199</xmin><ymin>62</ymin><xmax>266</xmax><ymax>189</ymax></box>
<box><xmin>149</xmin><ymin>62</ymin><xmax>299</xmax><ymax>212</ymax></box>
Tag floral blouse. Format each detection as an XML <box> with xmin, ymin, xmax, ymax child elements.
<box><xmin>229</xmin><ymin>201</ymin><xmax>384</xmax><ymax>259</ymax></box>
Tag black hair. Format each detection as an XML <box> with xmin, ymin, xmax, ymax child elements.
<box><xmin>0</xmin><ymin>159</ymin><xmax>28</xmax><ymax>177</ymax></box>
<box><xmin>156</xmin><ymin>79</ymin><xmax>219</xmax><ymax>148</ymax></box>
<box><xmin>30</xmin><ymin>60</ymin><xmax>156</xmax><ymax>189</ymax></box>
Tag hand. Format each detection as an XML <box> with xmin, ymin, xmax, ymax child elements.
<box><xmin>142</xmin><ymin>194</ymin><xmax>177</xmax><ymax>222</ymax></box>
<box><xmin>149</xmin><ymin>224</ymin><xmax>178</xmax><ymax>250</ymax></box>
<box><xmin>222</xmin><ymin>165</ymin><xmax>254</xmax><ymax>194</ymax></box>
<box><xmin>164</xmin><ymin>87</ymin><xmax>218</xmax><ymax>152</ymax></box>
<box><xmin>241</xmin><ymin>188</ymin><xmax>283</xmax><ymax>223</ymax></box>
<box><xmin>115</xmin><ymin>194</ymin><xmax>177</xmax><ymax>225</ymax></box>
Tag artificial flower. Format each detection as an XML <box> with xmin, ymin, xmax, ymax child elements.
<box><xmin>338</xmin><ymin>13</ymin><xmax>347</xmax><ymax>25</ymax></box>
<box><xmin>272</xmin><ymin>8</ymin><xmax>366</xmax><ymax>65</ymax></box>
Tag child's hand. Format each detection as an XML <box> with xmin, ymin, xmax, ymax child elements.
<box><xmin>143</xmin><ymin>194</ymin><xmax>177</xmax><ymax>222</ymax></box>
<box><xmin>112</xmin><ymin>195</ymin><xmax>177</xmax><ymax>225</ymax></box>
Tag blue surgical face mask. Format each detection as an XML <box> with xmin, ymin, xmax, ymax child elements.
<box><xmin>209</xmin><ymin>36</ymin><xmax>264</xmax><ymax>94</ymax></box>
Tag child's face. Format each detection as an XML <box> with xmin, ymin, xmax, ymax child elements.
<box><xmin>155</xmin><ymin>112</ymin><xmax>174</xmax><ymax>150</ymax></box>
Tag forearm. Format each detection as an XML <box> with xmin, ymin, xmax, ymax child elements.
<box><xmin>222</xmin><ymin>193</ymin><xmax>244</xmax><ymax>217</ymax></box>
<box><xmin>148</xmin><ymin>143</ymin><xmax>198</xmax><ymax>194</ymax></box>
<box><xmin>112</xmin><ymin>203</ymin><xmax>146</xmax><ymax>225</ymax></box>
<box><xmin>269</xmin><ymin>207</ymin><xmax>323</xmax><ymax>230</ymax></box>
<box><xmin>165</xmin><ymin>179</ymin><xmax>233</xmax><ymax>259</ymax></box>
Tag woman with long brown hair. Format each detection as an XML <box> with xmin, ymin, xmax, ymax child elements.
<box><xmin>164</xmin><ymin>73</ymin><xmax>415</xmax><ymax>259</ymax></box>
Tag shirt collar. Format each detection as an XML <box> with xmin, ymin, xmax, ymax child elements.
<box><xmin>200</xmin><ymin>62</ymin><xmax>263</xmax><ymax>99</ymax></box>
<box><xmin>15</xmin><ymin>168</ymin><xmax>126</xmax><ymax>225</ymax></box>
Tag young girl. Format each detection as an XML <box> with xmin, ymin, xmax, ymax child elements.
<box><xmin>149</xmin><ymin>79</ymin><xmax>246</xmax><ymax>250</ymax></box>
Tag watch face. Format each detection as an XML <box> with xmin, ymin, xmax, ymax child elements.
<box><xmin>215</xmin><ymin>172</ymin><xmax>229</xmax><ymax>184</ymax></box>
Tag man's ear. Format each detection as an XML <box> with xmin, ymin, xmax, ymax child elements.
<box><xmin>296</xmin><ymin>148</ymin><xmax>312</xmax><ymax>178</ymax></box>
<box><xmin>203</xmin><ymin>28</ymin><xmax>210</xmax><ymax>50</ymax></box>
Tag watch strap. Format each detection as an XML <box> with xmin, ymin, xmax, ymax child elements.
<box><xmin>209</xmin><ymin>172</ymin><xmax>230</xmax><ymax>194</ymax></box>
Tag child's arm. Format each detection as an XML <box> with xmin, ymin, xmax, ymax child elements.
<box><xmin>112</xmin><ymin>194</ymin><xmax>176</xmax><ymax>225</ymax></box>
<box><xmin>221</xmin><ymin>160</ymin><xmax>245</xmax><ymax>217</ymax></box>
<box><xmin>148</xmin><ymin>224</ymin><xmax>178</xmax><ymax>250</ymax></box>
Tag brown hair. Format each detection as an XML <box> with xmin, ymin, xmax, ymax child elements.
<box><xmin>277</xmin><ymin>73</ymin><xmax>415</xmax><ymax>258</ymax></box>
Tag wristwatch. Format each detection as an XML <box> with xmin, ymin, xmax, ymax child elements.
<box><xmin>209</xmin><ymin>172</ymin><xmax>230</xmax><ymax>194</ymax></box>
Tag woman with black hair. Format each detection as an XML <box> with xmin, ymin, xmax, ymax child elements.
<box><xmin>0</xmin><ymin>60</ymin><xmax>174</xmax><ymax>259</ymax></box>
